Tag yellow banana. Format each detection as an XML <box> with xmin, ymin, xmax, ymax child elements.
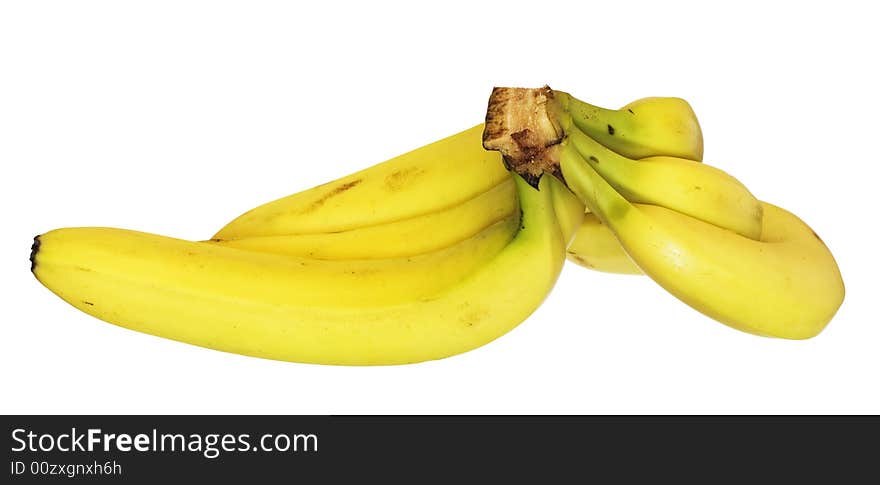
<box><xmin>556</xmin><ymin>93</ymin><xmax>704</xmax><ymax>161</ymax></box>
<box><xmin>564</xmin><ymin>121</ymin><xmax>763</xmax><ymax>239</ymax></box>
<box><xmin>212</xmin><ymin>99</ymin><xmax>702</xmax><ymax>270</ymax></box>
<box><xmin>559</xmin><ymin>142</ymin><xmax>844</xmax><ymax>338</ymax></box>
<box><xmin>33</xmin><ymin>213</ymin><xmax>518</xmax><ymax>309</ymax></box>
<box><xmin>213</xmin><ymin>124</ymin><xmax>511</xmax><ymax>238</ymax></box>
<box><xmin>32</xmin><ymin>175</ymin><xmax>574</xmax><ymax>365</ymax></box>
<box><xmin>212</xmin><ymin>177</ymin><xmax>517</xmax><ymax>259</ymax></box>
<box><xmin>528</xmin><ymin>93</ymin><xmax>703</xmax><ymax>271</ymax></box>
<box><xmin>567</xmin><ymin>214</ymin><xmax>641</xmax><ymax>275</ymax></box>
<box><xmin>481</xmin><ymin>85</ymin><xmax>843</xmax><ymax>337</ymax></box>
<box><xmin>483</xmin><ymin>86</ymin><xmax>760</xmax><ymax>238</ymax></box>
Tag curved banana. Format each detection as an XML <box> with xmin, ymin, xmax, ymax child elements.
<box><xmin>213</xmin><ymin>124</ymin><xmax>511</xmax><ymax>238</ymax></box>
<box><xmin>566</xmin><ymin>214</ymin><xmax>641</xmax><ymax>274</ymax></box>
<box><xmin>213</xmin><ymin>95</ymin><xmax>704</xmax><ymax>273</ymax></box>
<box><xmin>550</xmin><ymin>182</ymin><xmax>637</xmax><ymax>274</ymax></box>
<box><xmin>33</xmin><ymin>213</ymin><xmax>518</xmax><ymax>309</ymax></box>
<box><xmin>559</xmin><ymin>143</ymin><xmax>844</xmax><ymax>339</ymax></box>
<box><xmin>564</xmin><ymin>119</ymin><xmax>763</xmax><ymax>240</ymax></box>
<box><xmin>557</xmin><ymin>93</ymin><xmax>703</xmax><ymax>161</ymax></box>
<box><xmin>211</xmin><ymin>177</ymin><xmax>517</xmax><ymax>259</ymax></box>
<box><xmin>32</xmin><ymin>175</ymin><xmax>573</xmax><ymax>365</ymax></box>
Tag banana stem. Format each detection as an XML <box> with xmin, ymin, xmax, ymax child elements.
<box><xmin>558</xmin><ymin>143</ymin><xmax>633</xmax><ymax>224</ymax></box>
<box><xmin>481</xmin><ymin>86</ymin><xmax>566</xmax><ymax>187</ymax></box>
<box><xmin>480</xmin><ymin>86</ymin><xmax>629</xmax><ymax>205</ymax></box>
<box><xmin>556</xmin><ymin>92</ymin><xmax>624</xmax><ymax>139</ymax></box>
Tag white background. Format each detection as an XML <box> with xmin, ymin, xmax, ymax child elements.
<box><xmin>1</xmin><ymin>1</ymin><xmax>877</xmax><ymax>414</ymax></box>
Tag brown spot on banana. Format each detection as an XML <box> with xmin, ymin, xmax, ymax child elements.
<box><xmin>300</xmin><ymin>179</ymin><xmax>363</xmax><ymax>213</ymax></box>
<box><xmin>461</xmin><ymin>308</ymin><xmax>489</xmax><ymax>328</ymax></box>
<box><xmin>384</xmin><ymin>167</ymin><xmax>424</xmax><ymax>191</ymax></box>
<box><xmin>567</xmin><ymin>252</ymin><xmax>595</xmax><ymax>268</ymax></box>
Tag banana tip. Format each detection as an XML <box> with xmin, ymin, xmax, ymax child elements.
<box><xmin>30</xmin><ymin>235</ymin><xmax>41</xmax><ymax>272</ymax></box>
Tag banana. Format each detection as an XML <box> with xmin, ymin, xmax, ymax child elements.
<box><xmin>481</xmin><ymin>85</ymin><xmax>843</xmax><ymax>337</ymax></box>
<box><xmin>566</xmin><ymin>214</ymin><xmax>641</xmax><ymax>275</ymax></box>
<box><xmin>559</xmin><ymin>142</ymin><xmax>844</xmax><ymax>338</ymax></box>
<box><xmin>33</xmin><ymin>213</ymin><xmax>518</xmax><ymax>309</ymax></box>
<box><xmin>556</xmin><ymin>93</ymin><xmax>704</xmax><ymax>161</ymax></box>
<box><xmin>564</xmin><ymin>121</ymin><xmax>763</xmax><ymax>239</ymax></box>
<box><xmin>212</xmin><ymin>95</ymin><xmax>703</xmax><ymax>271</ymax></box>
<box><xmin>484</xmin><ymin>86</ymin><xmax>760</xmax><ymax>237</ymax></box>
<box><xmin>213</xmin><ymin>124</ymin><xmax>511</xmax><ymax>238</ymax></box>
<box><xmin>214</xmin><ymin>96</ymin><xmax>700</xmax><ymax>240</ymax></box>
<box><xmin>32</xmin><ymin>175</ymin><xmax>574</xmax><ymax>365</ymax></box>
<box><xmin>211</xmin><ymin>177</ymin><xmax>517</xmax><ymax>259</ymax></box>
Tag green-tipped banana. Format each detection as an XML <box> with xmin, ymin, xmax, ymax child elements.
<box><xmin>556</xmin><ymin>92</ymin><xmax>703</xmax><ymax>161</ymax></box>
<box><xmin>482</xmin><ymin>85</ymin><xmax>844</xmax><ymax>338</ymax></box>
<box><xmin>564</xmin><ymin>122</ymin><xmax>763</xmax><ymax>239</ymax></box>
<box><xmin>483</xmin><ymin>86</ymin><xmax>761</xmax><ymax>239</ymax></box>
<box><xmin>559</xmin><ymin>143</ymin><xmax>843</xmax><ymax>338</ymax></box>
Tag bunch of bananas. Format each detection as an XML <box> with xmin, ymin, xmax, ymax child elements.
<box><xmin>31</xmin><ymin>86</ymin><xmax>844</xmax><ymax>365</ymax></box>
